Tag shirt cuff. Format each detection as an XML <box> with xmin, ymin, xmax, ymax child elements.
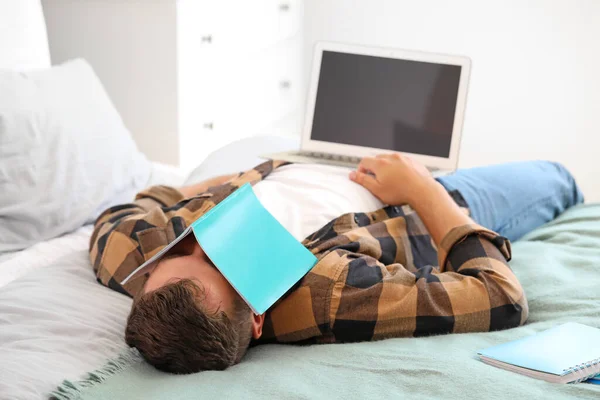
<box><xmin>437</xmin><ymin>224</ymin><xmax>512</xmax><ymax>270</ymax></box>
<box><xmin>135</xmin><ymin>185</ymin><xmax>185</xmax><ymax>207</ymax></box>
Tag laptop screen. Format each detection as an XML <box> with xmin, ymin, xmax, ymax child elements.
<box><xmin>310</xmin><ymin>51</ymin><xmax>462</xmax><ymax>158</ymax></box>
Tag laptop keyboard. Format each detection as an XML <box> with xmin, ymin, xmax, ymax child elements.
<box><xmin>293</xmin><ymin>151</ymin><xmax>362</xmax><ymax>165</ymax></box>
<box><xmin>285</xmin><ymin>151</ymin><xmax>440</xmax><ymax>172</ymax></box>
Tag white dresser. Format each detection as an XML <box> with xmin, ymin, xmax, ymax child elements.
<box><xmin>43</xmin><ymin>0</ymin><xmax>304</xmax><ymax>169</ymax></box>
<box><xmin>177</xmin><ymin>0</ymin><xmax>304</xmax><ymax>170</ymax></box>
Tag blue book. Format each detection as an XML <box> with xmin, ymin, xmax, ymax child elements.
<box><xmin>121</xmin><ymin>183</ymin><xmax>318</xmax><ymax>314</ymax></box>
<box><xmin>478</xmin><ymin>322</ymin><xmax>600</xmax><ymax>384</ymax></box>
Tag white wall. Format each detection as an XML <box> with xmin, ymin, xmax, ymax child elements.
<box><xmin>304</xmin><ymin>0</ymin><xmax>600</xmax><ymax>201</ymax></box>
<box><xmin>0</xmin><ymin>0</ymin><xmax>51</xmax><ymax>69</ymax></box>
<box><xmin>42</xmin><ymin>0</ymin><xmax>303</xmax><ymax>169</ymax></box>
<box><xmin>42</xmin><ymin>0</ymin><xmax>179</xmax><ymax>166</ymax></box>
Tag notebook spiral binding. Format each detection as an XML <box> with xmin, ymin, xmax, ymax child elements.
<box><xmin>563</xmin><ymin>357</ymin><xmax>600</xmax><ymax>384</ymax></box>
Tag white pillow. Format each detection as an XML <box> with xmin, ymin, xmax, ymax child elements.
<box><xmin>0</xmin><ymin>0</ymin><xmax>51</xmax><ymax>69</ymax></box>
<box><xmin>185</xmin><ymin>135</ymin><xmax>300</xmax><ymax>185</ymax></box>
<box><xmin>0</xmin><ymin>59</ymin><xmax>151</xmax><ymax>253</ymax></box>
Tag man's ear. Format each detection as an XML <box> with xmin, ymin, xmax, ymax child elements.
<box><xmin>251</xmin><ymin>313</ymin><xmax>265</xmax><ymax>339</ymax></box>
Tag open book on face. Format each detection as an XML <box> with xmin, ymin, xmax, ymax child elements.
<box><xmin>478</xmin><ymin>322</ymin><xmax>600</xmax><ymax>384</ymax></box>
<box><xmin>121</xmin><ymin>183</ymin><xmax>318</xmax><ymax>315</ymax></box>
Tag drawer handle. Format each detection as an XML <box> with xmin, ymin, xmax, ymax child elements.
<box><xmin>203</xmin><ymin>122</ymin><xmax>214</xmax><ymax>130</ymax></box>
<box><xmin>279</xmin><ymin>3</ymin><xmax>290</xmax><ymax>11</ymax></box>
<box><xmin>279</xmin><ymin>80</ymin><xmax>291</xmax><ymax>89</ymax></box>
<box><xmin>201</xmin><ymin>35</ymin><xmax>212</xmax><ymax>44</ymax></box>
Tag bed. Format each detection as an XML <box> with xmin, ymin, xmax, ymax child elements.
<box><xmin>0</xmin><ymin>137</ymin><xmax>599</xmax><ymax>399</ymax></box>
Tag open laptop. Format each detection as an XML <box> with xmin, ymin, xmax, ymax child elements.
<box><xmin>264</xmin><ymin>42</ymin><xmax>471</xmax><ymax>174</ymax></box>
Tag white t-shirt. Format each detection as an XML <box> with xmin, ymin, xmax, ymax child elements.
<box><xmin>253</xmin><ymin>164</ymin><xmax>385</xmax><ymax>240</ymax></box>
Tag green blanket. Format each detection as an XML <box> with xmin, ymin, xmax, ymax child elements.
<box><xmin>52</xmin><ymin>204</ymin><xmax>600</xmax><ymax>400</ymax></box>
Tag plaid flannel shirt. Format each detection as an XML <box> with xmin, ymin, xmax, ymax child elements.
<box><xmin>90</xmin><ymin>160</ymin><xmax>528</xmax><ymax>344</ymax></box>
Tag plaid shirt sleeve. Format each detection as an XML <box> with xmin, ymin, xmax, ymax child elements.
<box><xmin>89</xmin><ymin>184</ymin><xmax>188</xmax><ymax>296</ymax></box>
<box><xmin>89</xmin><ymin>160</ymin><xmax>287</xmax><ymax>297</ymax></box>
<box><xmin>260</xmin><ymin>205</ymin><xmax>529</xmax><ymax>343</ymax></box>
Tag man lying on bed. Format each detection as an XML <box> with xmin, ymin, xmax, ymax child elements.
<box><xmin>89</xmin><ymin>155</ymin><xmax>583</xmax><ymax>374</ymax></box>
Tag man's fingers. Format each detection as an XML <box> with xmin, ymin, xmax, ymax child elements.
<box><xmin>357</xmin><ymin>157</ymin><xmax>385</xmax><ymax>174</ymax></box>
<box><xmin>349</xmin><ymin>170</ymin><xmax>380</xmax><ymax>193</ymax></box>
<box><xmin>376</xmin><ymin>153</ymin><xmax>403</xmax><ymax>161</ymax></box>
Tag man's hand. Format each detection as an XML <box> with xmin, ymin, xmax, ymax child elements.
<box><xmin>178</xmin><ymin>174</ymin><xmax>238</xmax><ymax>198</ymax></box>
<box><xmin>349</xmin><ymin>154</ymin><xmax>438</xmax><ymax>207</ymax></box>
<box><xmin>350</xmin><ymin>153</ymin><xmax>475</xmax><ymax>249</ymax></box>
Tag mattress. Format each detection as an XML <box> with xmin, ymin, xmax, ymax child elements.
<box><xmin>0</xmin><ymin>242</ymin><xmax>131</xmax><ymax>399</ymax></box>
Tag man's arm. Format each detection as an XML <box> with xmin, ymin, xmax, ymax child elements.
<box><xmin>350</xmin><ymin>154</ymin><xmax>472</xmax><ymax>253</ymax></box>
<box><xmin>346</xmin><ymin>154</ymin><xmax>528</xmax><ymax>335</ymax></box>
<box><xmin>90</xmin><ymin>159</ymin><xmax>287</xmax><ymax>296</ymax></box>
<box><xmin>178</xmin><ymin>174</ymin><xmax>239</xmax><ymax>198</ymax></box>
<box><xmin>89</xmin><ymin>174</ymin><xmax>237</xmax><ymax>296</ymax></box>
<box><xmin>90</xmin><ymin>173</ymin><xmax>237</xmax><ymax>254</ymax></box>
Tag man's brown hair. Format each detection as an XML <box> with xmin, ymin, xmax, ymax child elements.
<box><xmin>125</xmin><ymin>279</ymin><xmax>253</xmax><ymax>374</ymax></box>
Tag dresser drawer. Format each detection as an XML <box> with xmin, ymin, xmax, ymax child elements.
<box><xmin>178</xmin><ymin>39</ymin><xmax>303</xmax><ymax>169</ymax></box>
<box><xmin>178</xmin><ymin>0</ymin><xmax>302</xmax><ymax>58</ymax></box>
<box><xmin>198</xmin><ymin>38</ymin><xmax>303</xmax><ymax>140</ymax></box>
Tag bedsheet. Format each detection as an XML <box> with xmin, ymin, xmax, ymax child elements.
<box><xmin>0</xmin><ymin>237</ymin><xmax>131</xmax><ymax>399</ymax></box>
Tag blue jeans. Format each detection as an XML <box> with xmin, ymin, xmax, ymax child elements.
<box><xmin>436</xmin><ymin>161</ymin><xmax>584</xmax><ymax>242</ymax></box>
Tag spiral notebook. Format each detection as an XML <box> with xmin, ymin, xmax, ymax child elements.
<box><xmin>478</xmin><ymin>322</ymin><xmax>600</xmax><ymax>384</ymax></box>
<box><xmin>121</xmin><ymin>183</ymin><xmax>318</xmax><ymax>315</ymax></box>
